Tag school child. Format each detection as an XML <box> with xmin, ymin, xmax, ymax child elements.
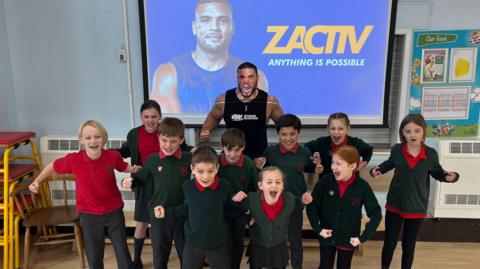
<box><xmin>232</xmin><ymin>166</ymin><xmax>312</xmax><ymax>269</ymax></box>
<box><xmin>117</xmin><ymin>100</ymin><xmax>191</xmax><ymax>269</ymax></box>
<box><xmin>29</xmin><ymin>120</ymin><xmax>137</xmax><ymax>269</ymax></box>
<box><xmin>306</xmin><ymin>145</ymin><xmax>382</xmax><ymax>269</ymax></box>
<box><xmin>155</xmin><ymin>146</ymin><xmax>239</xmax><ymax>269</ymax></box>
<box><xmin>217</xmin><ymin>128</ymin><xmax>258</xmax><ymax>269</ymax></box>
<box><xmin>255</xmin><ymin>114</ymin><xmax>320</xmax><ymax>269</ymax></box>
<box><xmin>370</xmin><ymin>114</ymin><xmax>459</xmax><ymax>269</ymax></box>
<box><xmin>122</xmin><ymin>117</ymin><xmax>191</xmax><ymax>269</ymax></box>
<box><xmin>305</xmin><ymin>112</ymin><xmax>373</xmax><ymax>176</ymax></box>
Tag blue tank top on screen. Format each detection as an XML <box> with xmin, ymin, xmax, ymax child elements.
<box><xmin>171</xmin><ymin>53</ymin><xmax>243</xmax><ymax>114</ymax></box>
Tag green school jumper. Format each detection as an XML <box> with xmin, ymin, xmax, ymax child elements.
<box><xmin>375</xmin><ymin>143</ymin><xmax>459</xmax><ymax>215</ymax></box>
<box><xmin>306</xmin><ymin>173</ymin><xmax>381</xmax><ymax>248</ymax></box>
<box><xmin>263</xmin><ymin>144</ymin><xmax>312</xmax><ymax>196</ymax></box>
<box><xmin>131</xmin><ymin>152</ymin><xmax>192</xmax><ymax>221</ymax></box>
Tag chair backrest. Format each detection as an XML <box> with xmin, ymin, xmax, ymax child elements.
<box><xmin>10</xmin><ymin>174</ymin><xmax>76</xmax><ymax>218</ymax></box>
<box><xmin>49</xmin><ymin>173</ymin><xmax>75</xmax><ymax>205</ymax></box>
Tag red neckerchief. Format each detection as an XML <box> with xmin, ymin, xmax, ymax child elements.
<box><xmin>279</xmin><ymin>143</ymin><xmax>298</xmax><ymax>154</ymax></box>
<box><xmin>337</xmin><ymin>173</ymin><xmax>356</xmax><ymax>198</ymax></box>
<box><xmin>401</xmin><ymin>143</ymin><xmax>427</xmax><ymax>169</ymax></box>
<box><xmin>159</xmin><ymin>148</ymin><xmax>182</xmax><ymax>159</ymax></box>
<box><xmin>220</xmin><ymin>152</ymin><xmax>244</xmax><ymax>167</ymax></box>
<box><xmin>195</xmin><ymin>175</ymin><xmax>220</xmax><ymax>191</ymax></box>
<box><xmin>330</xmin><ymin>136</ymin><xmax>349</xmax><ymax>153</ymax></box>
<box><xmin>261</xmin><ymin>192</ymin><xmax>284</xmax><ymax>221</ymax></box>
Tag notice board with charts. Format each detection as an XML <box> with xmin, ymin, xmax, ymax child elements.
<box><xmin>409</xmin><ymin>30</ymin><xmax>480</xmax><ymax>137</ymax></box>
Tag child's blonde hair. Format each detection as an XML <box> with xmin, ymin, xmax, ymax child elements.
<box><xmin>258</xmin><ymin>166</ymin><xmax>285</xmax><ymax>184</ymax></box>
<box><xmin>77</xmin><ymin>120</ymin><xmax>108</xmax><ymax>142</ymax></box>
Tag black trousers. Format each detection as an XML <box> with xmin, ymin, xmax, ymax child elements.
<box><xmin>79</xmin><ymin>208</ymin><xmax>132</xmax><ymax>269</ymax></box>
<box><xmin>381</xmin><ymin>210</ymin><xmax>424</xmax><ymax>269</ymax></box>
<box><xmin>150</xmin><ymin>217</ymin><xmax>185</xmax><ymax>269</ymax></box>
<box><xmin>318</xmin><ymin>244</ymin><xmax>354</xmax><ymax>269</ymax></box>
<box><xmin>227</xmin><ymin>214</ymin><xmax>249</xmax><ymax>269</ymax></box>
<box><xmin>182</xmin><ymin>243</ymin><xmax>230</xmax><ymax>269</ymax></box>
<box><xmin>289</xmin><ymin>206</ymin><xmax>304</xmax><ymax>269</ymax></box>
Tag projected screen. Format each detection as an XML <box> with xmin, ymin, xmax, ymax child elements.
<box><xmin>140</xmin><ymin>0</ymin><xmax>397</xmax><ymax>125</ymax></box>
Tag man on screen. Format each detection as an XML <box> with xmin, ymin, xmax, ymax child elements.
<box><xmin>151</xmin><ymin>0</ymin><xmax>268</xmax><ymax>113</ymax></box>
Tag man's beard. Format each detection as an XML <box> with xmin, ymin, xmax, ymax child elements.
<box><xmin>197</xmin><ymin>36</ymin><xmax>231</xmax><ymax>53</ymax></box>
<box><xmin>238</xmin><ymin>83</ymin><xmax>257</xmax><ymax>98</ymax></box>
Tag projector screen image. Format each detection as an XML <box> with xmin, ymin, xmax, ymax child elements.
<box><xmin>140</xmin><ymin>0</ymin><xmax>397</xmax><ymax>125</ymax></box>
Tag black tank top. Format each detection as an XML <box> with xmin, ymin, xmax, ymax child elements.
<box><xmin>223</xmin><ymin>88</ymin><xmax>268</xmax><ymax>158</ymax></box>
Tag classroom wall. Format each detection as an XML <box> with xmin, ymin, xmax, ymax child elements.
<box><xmin>0</xmin><ymin>0</ymin><xmax>18</xmax><ymax>130</ymax></box>
<box><xmin>0</xmin><ymin>0</ymin><xmax>479</xmax><ymax>138</ymax></box>
<box><xmin>0</xmin><ymin>0</ymin><xmax>143</xmax><ymax>137</ymax></box>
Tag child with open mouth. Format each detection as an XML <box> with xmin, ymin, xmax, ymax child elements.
<box><xmin>307</xmin><ymin>145</ymin><xmax>382</xmax><ymax>269</ymax></box>
<box><xmin>233</xmin><ymin>166</ymin><xmax>312</xmax><ymax>269</ymax></box>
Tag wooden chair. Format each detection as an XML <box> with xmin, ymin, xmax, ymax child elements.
<box><xmin>10</xmin><ymin>174</ymin><xmax>85</xmax><ymax>269</ymax></box>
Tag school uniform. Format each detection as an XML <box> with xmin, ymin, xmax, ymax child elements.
<box><xmin>304</xmin><ymin>135</ymin><xmax>373</xmax><ymax>175</ymax></box>
<box><xmin>263</xmin><ymin>143</ymin><xmax>312</xmax><ymax>269</ymax></box>
<box><xmin>246</xmin><ymin>191</ymin><xmax>300</xmax><ymax>269</ymax></box>
<box><xmin>131</xmin><ymin>149</ymin><xmax>191</xmax><ymax>269</ymax></box>
<box><xmin>307</xmin><ymin>173</ymin><xmax>381</xmax><ymax>269</ymax></box>
<box><xmin>373</xmin><ymin>143</ymin><xmax>459</xmax><ymax>269</ymax></box>
<box><xmin>53</xmin><ymin>149</ymin><xmax>132</xmax><ymax>269</ymax></box>
<box><xmin>118</xmin><ymin>126</ymin><xmax>191</xmax><ymax>223</ymax></box>
<box><xmin>218</xmin><ymin>153</ymin><xmax>258</xmax><ymax>269</ymax></box>
<box><xmin>166</xmin><ymin>177</ymin><xmax>233</xmax><ymax>269</ymax></box>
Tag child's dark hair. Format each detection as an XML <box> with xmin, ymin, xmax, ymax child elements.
<box><xmin>275</xmin><ymin>114</ymin><xmax>301</xmax><ymax>133</ymax></box>
<box><xmin>327</xmin><ymin>112</ymin><xmax>350</xmax><ymax>127</ymax></box>
<box><xmin>237</xmin><ymin>62</ymin><xmax>258</xmax><ymax>75</ymax></box>
<box><xmin>221</xmin><ymin>128</ymin><xmax>246</xmax><ymax>149</ymax></box>
<box><xmin>399</xmin><ymin>113</ymin><xmax>427</xmax><ymax>143</ymax></box>
<box><xmin>140</xmin><ymin>100</ymin><xmax>162</xmax><ymax>115</ymax></box>
<box><xmin>192</xmin><ymin>145</ymin><xmax>218</xmax><ymax>166</ymax></box>
<box><xmin>334</xmin><ymin>145</ymin><xmax>360</xmax><ymax>167</ymax></box>
<box><xmin>258</xmin><ymin>166</ymin><xmax>285</xmax><ymax>184</ymax></box>
<box><xmin>158</xmin><ymin>117</ymin><xmax>184</xmax><ymax>138</ymax></box>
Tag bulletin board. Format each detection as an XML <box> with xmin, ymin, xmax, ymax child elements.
<box><xmin>409</xmin><ymin>30</ymin><xmax>480</xmax><ymax>137</ymax></box>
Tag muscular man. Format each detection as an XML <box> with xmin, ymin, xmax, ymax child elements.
<box><xmin>151</xmin><ymin>0</ymin><xmax>268</xmax><ymax>113</ymax></box>
<box><xmin>201</xmin><ymin>62</ymin><xmax>283</xmax><ymax>158</ymax></box>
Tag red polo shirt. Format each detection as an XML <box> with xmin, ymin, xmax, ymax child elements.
<box><xmin>330</xmin><ymin>136</ymin><xmax>348</xmax><ymax>153</ymax></box>
<box><xmin>220</xmin><ymin>152</ymin><xmax>244</xmax><ymax>167</ymax></box>
<box><xmin>195</xmin><ymin>176</ymin><xmax>220</xmax><ymax>191</ymax></box>
<box><xmin>138</xmin><ymin>125</ymin><xmax>160</xmax><ymax>165</ymax></box>
<box><xmin>261</xmin><ymin>192</ymin><xmax>284</xmax><ymax>221</ymax></box>
<box><xmin>337</xmin><ymin>174</ymin><xmax>356</xmax><ymax>198</ymax></box>
<box><xmin>279</xmin><ymin>143</ymin><xmax>298</xmax><ymax>154</ymax></box>
<box><xmin>402</xmin><ymin>143</ymin><xmax>427</xmax><ymax>169</ymax></box>
<box><xmin>159</xmin><ymin>148</ymin><xmax>182</xmax><ymax>159</ymax></box>
<box><xmin>53</xmin><ymin>150</ymin><xmax>128</xmax><ymax>215</ymax></box>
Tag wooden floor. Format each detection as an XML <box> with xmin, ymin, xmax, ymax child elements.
<box><xmin>6</xmin><ymin>239</ymin><xmax>480</xmax><ymax>269</ymax></box>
